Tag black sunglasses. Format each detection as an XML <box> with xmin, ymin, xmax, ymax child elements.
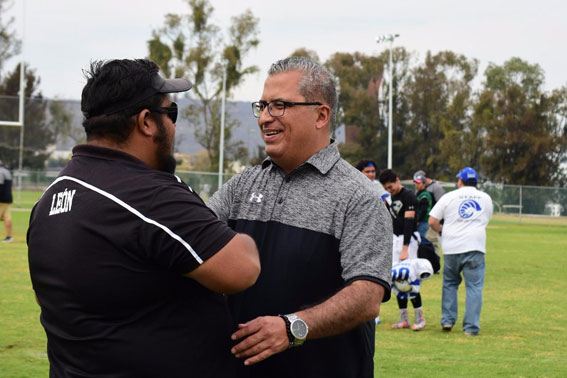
<box><xmin>152</xmin><ymin>102</ymin><xmax>178</xmax><ymax>123</ymax></box>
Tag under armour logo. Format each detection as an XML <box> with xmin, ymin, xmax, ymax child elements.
<box><xmin>249</xmin><ymin>192</ymin><xmax>263</xmax><ymax>203</ymax></box>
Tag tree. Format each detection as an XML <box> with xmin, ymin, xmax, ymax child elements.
<box><xmin>401</xmin><ymin>51</ymin><xmax>479</xmax><ymax>179</ymax></box>
<box><xmin>0</xmin><ymin>64</ymin><xmax>54</xmax><ymax>169</ymax></box>
<box><xmin>49</xmin><ymin>99</ymin><xmax>84</xmax><ymax>146</ymax></box>
<box><xmin>148</xmin><ymin>0</ymin><xmax>260</xmax><ymax>171</ymax></box>
<box><xmin>0</xmin><ymin>0</ymin><xmax>20</xmax><ymax>71</ymax></box>
<box><xmin>325</xmin><ymin>51</ymin><xmax>386</xmax><ymax>165</ymax></box>
<box><xmin>325</xmin><ymin>48</ymin><xmax>412</xmax><ymax>170</ymax></box>
<box><xmin>477</xmin><ymin>58</ymin><xmax>566</xmax><ymax>185</ymax></box>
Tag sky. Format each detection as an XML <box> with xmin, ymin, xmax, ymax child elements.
<box><xmin>3</xmin><ymin>0</ymin><xmax>566</xmax><ymax>102</ymax></box>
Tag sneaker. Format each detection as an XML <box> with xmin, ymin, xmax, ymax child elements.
<box><xmin>464</xmin><ymin>331</ymin><xmax>478</xmax><ymax>336</ymax></box>
<box><xmin>411</xmin><ymin>308</ymin><xmax>426</xmax><ymax>331</ymax></box>
<box><xmin>412</xmin><ymin>318</ymin><xmax>426</xmax><ymax>331</ymax></box>
<box><xmin>442</xmin><ymin>323</ymin><xmax>454</xmax><ymax>331</ymax></box>
<box><xmin>391</xmin><ymin>321</ymin><xmax>410</xmax><ymax>329</ymax></box>
<box><xmin>2</xmin><ymin>236</ymin><xmax>13</xmax><ymax>243</ymax></box>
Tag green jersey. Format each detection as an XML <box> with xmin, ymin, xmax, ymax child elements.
<box><xmin>416</xmin><ymin>189</ymin><xmax>433</xmax><ymax>223</ymax></box>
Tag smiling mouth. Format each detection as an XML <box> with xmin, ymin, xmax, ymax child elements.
<box><xmin>264</xmin><ymin>130</ymin><xmax>282</xmax><ymax>137</ymax></box>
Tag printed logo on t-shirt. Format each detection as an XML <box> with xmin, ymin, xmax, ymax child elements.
<box><xmin>458</xmin><ymin>199</ymin><xmax>482</xmax><ymax>219</ymax></box>
<box><xmin>249</xmin><ymin>192</ymin><xmax>263</xmax><ymax>203</ymax></box>
<box><xmin>49</xmin><ymin>188</ymin><xmax>77</xmax><ymax>216</ymax></box>
<box><xmin>388</xmin><ymin>200</ymin><xmax>403</xmax><ymax>219</ymax></box>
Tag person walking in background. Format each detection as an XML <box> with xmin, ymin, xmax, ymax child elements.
<box><xmin>27</xmin><ymin>59</ymin><xmax>260</xmax><ymax>377</ymax></box>
<box><xmin>429</xmin><ymin>167</ymin><xmax>493</xmax><ymax>336</ymax></box>
<box><xmin>379</xmin><ymin>169</ymin><xmax>427</xmax><ymax>331</ymax></box>
<box><xmin>413</xmin><ymin>169</ymin><xmax>445</xmax><ymax>256</ymax></box>
<box><xmin>0</xmin><ymin>160</ymin><xmax>13</xmax><ymax>243</ymax></box>
<box><xmin>413</xmin><ymin>173</ymin><xmax>434</xmax><ymax>245</ymax></box>
<box><xmin>208</xmin><ymin>56</ymin><xmax>392</xmax><ymax>378</ymax></box>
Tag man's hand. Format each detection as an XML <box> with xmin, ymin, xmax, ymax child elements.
<box><xmin>231</xmin><ymin>316</ymin><xmax>290</xmax><ymax>366</ymax></box>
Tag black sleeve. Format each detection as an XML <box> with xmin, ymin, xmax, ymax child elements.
<box><xmin>139</xmin><ymin>182</ymin><xmax>237</xmax><ymax>274</ymax></box>
<box><xmin>402</xmin><ymin>189</ymin><xmax>418</xmax><ymax>245</ymax></box>
<box><xmin>403</xmin><ymin>217</ymin><xmax>415</xmax><ymax>246</ymax></box>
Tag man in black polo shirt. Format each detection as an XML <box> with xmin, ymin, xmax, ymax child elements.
<box><xmin>27</xmin><ymin>59</ymin><xmax>260</xmax><ymax>378</ymax></box>
<box><xmin>207</xmin><ymin>57</ymin><xmax>392</xmax><ymax>378</ymax></box>
<box><xmin>379</xmin><ymin>169</ymin><xmax>427</xmax><ymax>331</ymax></box>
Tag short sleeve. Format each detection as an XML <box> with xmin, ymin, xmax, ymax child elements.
<box><xmin>138</xmin><ymin>182</ymin><xmax>237</xmax><ymax>274</ymax></box>
<box><xmin>429</xmin><ymin>195</ymin><xmax>447</xmax><ymax>220</ymax></box>
<box><xmin>339</xmin><ymin>187</ymin><xmax>393</xmax><ymax>301</ymax></box>
<box><xmin>206</xmin><ymin>172</ymin><xmax>243</xmax><ymax>222</ymax></box>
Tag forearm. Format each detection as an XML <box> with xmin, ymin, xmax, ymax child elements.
<box><xmin>428</xmin><ymin>216</ymin><xmax>442</xmax><ymax>233</ymax></box>
<box><xmin>229</xmin><ymin>279</ymin><xmax>387</xmax><ymax>366</ymax></box>
<box><xmin>403</xmin><ymin>210</ymin><xmax>416</xmax><ymax>245</ymax></box>
<box><xmin>296</xmin><ymin>280</ymin><xmax>385</xmax><ymax>339</ymax></box>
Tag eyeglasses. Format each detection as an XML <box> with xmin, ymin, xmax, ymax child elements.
<box><xmin>152</xmin><ymin>102</ymin><xmax>178</xmax><ymax>123</ymax></box>
<box><xmin>251</xmin><ymin>100</ymin><xmax>322</xmax><ymax>118</ymax></box>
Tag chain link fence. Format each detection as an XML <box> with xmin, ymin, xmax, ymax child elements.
<box><xmin>400</xmin><ymin>180</ymin><xmax>567</xmax><ymax>220</ymax></box>
<box><xmin>12</xmin><ymin>169</ymin><xmax>235</xmax><ymax>205</ymax></box>
<box><xmin>12</xmin><ymin>170</ymin><xmax>567</xmax><ymax>217</ymax></box>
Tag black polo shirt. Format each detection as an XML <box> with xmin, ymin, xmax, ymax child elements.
<box><xmin>28</xmin><ymin>145</ymin><xmax>237</xmax><ymax>378</ymax></box>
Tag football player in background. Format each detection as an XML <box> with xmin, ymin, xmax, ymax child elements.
<box><xmin>379</xmin><ymin>169</ymin><xmax>428</xmax><ymax>331</ymax></box>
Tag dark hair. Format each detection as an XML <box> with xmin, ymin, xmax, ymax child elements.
<box><xmin>461</xmin><ymin>181</ymin><xmax>478</xmax><ymax>187</ymax></box>
<box><xmin>81</xmin><ymin>59</ymin><xmax>164</xmax><ymax>143</ymax></box>
<box><xmin>378</xmin><ymin>169</ymin><xmax>398</xmax><ymax>185</ymax></box>
<box><xmin>355</xmin><ymin>159</ymin><xmax>377</xmax><ymax>171</ymax></box>
<box><xmin>268</xmin><ymin>56</ymin><xmax>338</xmax><ymax>130</ymax></box>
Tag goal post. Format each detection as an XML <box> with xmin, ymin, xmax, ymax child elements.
<box><xmin>0</xmin><ymin>60</ymin><xmax>25</xmax><ymax>127</ymax></box>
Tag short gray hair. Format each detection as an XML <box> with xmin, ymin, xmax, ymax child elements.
<box><xmin>268</xmin><ymin>56</ymin><xmax>338</xmax><ymax>129</ymax></box>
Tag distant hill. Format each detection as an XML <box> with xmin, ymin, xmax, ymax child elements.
<box><xmin>50</xmin><ymin>98</ymin><xmax>345</xmax><ymax>156</ymax></box>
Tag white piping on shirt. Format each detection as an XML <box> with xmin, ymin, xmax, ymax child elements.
<box><xmin>45</xmin><ymin>175</ymin><xmax>203</xmax><ymax>264</ymax></box>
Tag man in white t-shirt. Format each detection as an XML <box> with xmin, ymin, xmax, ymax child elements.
<box><xmin>428</xmin><ymin>167</ymin><xmax>493</xmax><ymax>336</ymax></box>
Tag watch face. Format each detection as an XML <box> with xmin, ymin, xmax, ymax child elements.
<box><xmin>291</xmin><ymin>319</ymin><xmax>308</xmax><ymax>339</ymax></box>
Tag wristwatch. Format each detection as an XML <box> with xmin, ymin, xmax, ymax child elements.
<box><xmin>280</xmin><ymin>313</ymin><xmax>308</xmax><ymax>347</ymax></box>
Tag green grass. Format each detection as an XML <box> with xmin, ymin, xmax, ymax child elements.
<box><xmin>0</xmin><ymin>210</ymin><xmax>48</xmax><ymax>377</ymax></box>
<box><xmin>375</xmin><ymin>216</ymin><xmax>567</xmax><ymax>377</ymax></box>
<box><xmin>10</xmin><ymin>190</ymin><xmax>44</xmax><ymax>210</ymax></box>
<box><xmin>1</xmin><ymin>203</ymin><xmax>566</xmax><ymax>377</ymax></box>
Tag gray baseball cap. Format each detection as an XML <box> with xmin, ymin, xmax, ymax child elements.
<box><xmin>413</xmin><ymin>170</ymin><xmax>426</xmax><ymax>180</ymax></box>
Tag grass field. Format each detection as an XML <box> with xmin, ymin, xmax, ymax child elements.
<box><xmin>1</xmin><ymin>195</ymin><xmax>566</xmax><ymax>377</ymax></box>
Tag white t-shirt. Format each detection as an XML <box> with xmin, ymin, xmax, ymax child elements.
<box><xmin>429</xmin><ymin>186</ymin><xmax>493</xmax><ymax>255</ymax></box>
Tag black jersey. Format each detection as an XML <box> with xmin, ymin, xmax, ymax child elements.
<box><xmin>387</xmin><ymin>187</ymin><xmax>418</xmax><ymax>236</ymax></box>
<box><xmin>28</xmin><ymin>145</ymin><xmax>238</xmax><ymax>378</ymax></box>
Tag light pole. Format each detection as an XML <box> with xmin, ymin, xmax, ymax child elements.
<box><xmin>218</xmin><ymin>61</ymin><xmax>227</xmax><ymax>190</ymax></box>
<box><xmin>376</xmin><ymin>34</ymin><xmax>399</xmax><ymax>169</ymax></box>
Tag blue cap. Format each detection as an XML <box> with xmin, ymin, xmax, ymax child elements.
<box><xmin>456</xmin><ymin>167</ymin><xmax>478</xmax><ymax>183</ymax></box>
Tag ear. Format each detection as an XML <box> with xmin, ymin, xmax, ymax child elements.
<box><xmin>314</xmin><ymin>104</ymin><xmax>331</xmax><ymax>130</ymax></box>
<box><xmin>135</xmin><ymin>109</ymin><xmax>157</xmax><ymax>137</ymax></box>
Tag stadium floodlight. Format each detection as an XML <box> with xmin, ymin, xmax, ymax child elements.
<box><xmin>376</xmin><ymin>33</ymin><xmax>400</xmax><ymax>169</ymax></box>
